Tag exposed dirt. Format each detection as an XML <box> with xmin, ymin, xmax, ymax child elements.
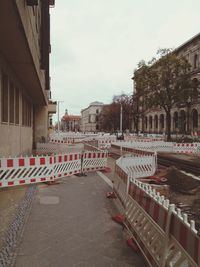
<box><xmin>157</xmin><ymin>166</ymin><xmax>200</xmax><ymax>234</ymax></box>
<box><xmin>0</xmin><ymin>186</ymin><xmax>27</xmax><ymax>248</ymax></box>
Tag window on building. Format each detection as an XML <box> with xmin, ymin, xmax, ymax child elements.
<box><xmin>9</xmin><ymin>82</ymin><xmax>15</xmax><ymax>123</ymax></box>
<box><xmin>1</xmin><ymin>74</ymin><xmax>9</xmax><ymax>123</ymax></box>
<box><xmin>160</xmin><ymin>114</ymin><xmax>164</xmax><ymax>129</ymax></box>
<box><xmin>194</xmin><ymin>54</ymin><xmax>198</xmax><ymax>69</ymax></box>
<box><xmin>154</xmin><ymin>115</ymin><xmax>158</xmax><ymax>129</ymax></box>
<box><xmin>145</xmin><ymin>116</ymin><xmax>148</xmax><ymax>129</ymax></box>
<box><xmin>149</xmin><ymin>116</ymin><xmax>152</xmax><ymax>129</ymax></box>
<box><xmin>22</xmin><ymin>95</ymin><xmax>32</xmax><ymax>127</ymax></box>
<box><xmin>15</xmin><ymin>88</ymin><xmax>19</xmax><ymax>124</ymax></box>
<box><xmin>192</xmin><ymin>109</ymin><xmax>198</xmax><ymax>128</ymax></box>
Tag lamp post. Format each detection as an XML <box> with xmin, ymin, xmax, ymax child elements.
<box><xmin>57</xmin><ymin>101</ymin><xmax>64</xmax><ymax>133</ymax></box>
<box><xmin>120</xmin><ymin>103</ymin><xmax>123</xmax><ymax>135</ymax></box>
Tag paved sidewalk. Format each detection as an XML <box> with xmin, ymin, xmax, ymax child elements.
<box><xmin>14</xmin><ymin>172</ymin><xmax>146</xmax><ymax>267</ymax></box>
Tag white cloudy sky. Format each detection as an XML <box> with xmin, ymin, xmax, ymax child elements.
<box><xmin>50</xmin><ymin>0</ymin><xmax>200</xmax><ymax>120</ymax></box>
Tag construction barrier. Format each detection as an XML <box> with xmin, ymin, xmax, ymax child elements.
<box><xmin>82</xmin><ymin>151</ymin><xmax>108</xmax><ymax>173</ymax></box>
<box><xmin>111</xmin><ymin>141</ymin><xmax>200</xmax><ymax>155</ymax></box>
<box><xmin>112</xmin><ymin>152</ymin><xmax>200</xmax><ymax>267</ymax></box>
<box><xmin>0</xmin><ymin>155</ymin><xmax>55</xmax><ymax>187</ymax></box>
<box><xmin>36</xmin><ymin>142</ymin><xmax>84</xmax><ymax>155</ymax></box>
<box><xmin>173</xmin><ymin>143</ymin><xmax>200</xmax><ymax>155</ymax></box>
<box><xmin>0</xmin><ymin>151</ymin><xmax>108</xmax><ymax>188</ymax></box>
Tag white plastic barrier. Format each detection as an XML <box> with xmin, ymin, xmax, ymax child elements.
<box><xmin>0</xmin><ymin>151</ymin><xmax>108</xmax><ymax>188</ymax></box>
<box><xmin>97</xmin><ymin>137</ymin><xmax>117</xmax><ymax>149</ymax></box>
<box><xmin>82</xmin><ymin>151</ymin><xmax>108</xmax><ymax>173</ymax></box>
<box><xmin>112</xmin><ymin>151</ymin><xmax>200</xmax><ymax>267</ymax></box>
<box><xmin>173</xmin><ymin>143</ymin><xmax>200</xmax><ymax>155</ymax></box>
<box><xmin>36</xmin><ymin>143</ymin><xmax>84</xmax><ymax>155</ymax></box>
<box><xmin>53</xmin><ymin>153</ymin><xmax>82</xmax><ymax>179</ymax></box>
<box><xmin>49</xmin><ymin>132</ymin><xmax>117</xmax><ymax>147</ymax></box>
<box><xmin>111</xmin><ymin>141</ymin><xmax>200</xmax><ymax>155</ymax></box>
<box><xmin>0</xmin><ymin>155</ymin><xmax>55</xmax><ymax>187</ymax></box>
<box><xmin>128</xmin><ymin>180</ymin><xmax>200</xmax><ymax>267</ymax></box>
<box><xmin>116</xmin><ymin>153</ymin><xmax>156</xmax><ymax>179</ymax></box>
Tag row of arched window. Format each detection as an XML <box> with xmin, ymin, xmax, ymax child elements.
<box><xmin>144</xmin><ymin>109</ymin><xmax>199</xmax><ymax>133</ymax></box>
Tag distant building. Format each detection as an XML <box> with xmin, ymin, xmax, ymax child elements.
<box><xmin>80</xmin><ymin>102</ymin><xmax>104</xmax><ymax>132</ymax></box>
<box><xmin>132</xmin><ymin>33</ymin><xmax>200</xmax><ymax>135</ymax></box>
<box><xmin>0</xmin><ymin>0</ymin><xmax>56</xmax><ymax>156</ymax></box>
<box><xmin>61</xmin><ymin>115</ymin><xmax>81</xmax><ymax>132</ymax></box>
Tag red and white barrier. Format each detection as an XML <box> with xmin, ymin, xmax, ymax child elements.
<box><xmin>36</xmin><ymin>142</ymin><xmax>83</xmax><ymax>155</ymax></box>
<box><xmin>173</xmin><ymin>143</ymin><xmax>200</xmax><ymax>155</ymax></box>
<box><xmin>0</xmin><ymin>155</ymin><xmax>55</xmax><ymax>187</ymax></box>
<box><xmin>116</xmin><ymin>153</ymin><xmax>157</xmax><ymax>180</ymax></box>
<box><xmin>111</xmin><ymin>141</ymin><xmax>200</xmax><ymax>155</ymax></box>
<box><xmin>0</xmin><ymin>151</ymin><xmax>108</xmax><ymax>188</ymax></box>
<box><xmin>50</xmin><ymin>139</ymin><xmax>74</xmax><ymax>144</ymax></box>
<box><xmin>112</xmin><ymin>152</ymin><xmax>200</xmax><ymax>267</ymax></box>
<box><xmin>53</xmin><ymin>153</ymin><xmax>82</xmax><ymax>179</ymax></box>
<box><xmin>82</xmin><ymin>151</ymin><xmax>108</xmax><ymax>173</ymax></box>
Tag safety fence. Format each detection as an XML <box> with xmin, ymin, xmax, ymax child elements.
<box><xmin>49</xmin><ymin>132</ymin><xmax>117</xmax><ymax>148</ymax></box>
<box><xmin>111</xmin><ymin>141</ymin><xmax>200</xmax><ymax>155</ymax></box>
<box><xmin>124</xmin><ymin>136</ymin><xmax>164</xmax><ymax>142</ymax></box>
<box><xmin>0</xmin><ymin>150</ymin><xmax>108</xmax><ymax>188</ymax></box>
<box><xmin>82</xmin><ymin>151</ymin><xmax>108</xmax><ymax>173</ymax></box>
<box><xmin>112</xmin><ymin>153</ymin><xmax>200</xmax><ymax>267</ymax></box>
<box><xmin>97</xmin><ymin>136</ymin><xmax>117</xmax><ymax>149</ymax></box>
<box><xmin>36</xmin><ymin>142</ymin><xmax>84</xmax><ymax>155</ymax></box>
<box><xmin>173</xmin><ymin>143</ymin><xmax>200</xmax><ymax>154</ymax></box>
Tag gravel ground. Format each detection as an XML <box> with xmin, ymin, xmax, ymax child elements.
<box><xmin>0</xmin><ymin>185</ymin><xmax>36</xmax><ymax>267</ymax></box>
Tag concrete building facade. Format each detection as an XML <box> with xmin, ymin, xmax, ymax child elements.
<box><xmin>133</xmin><ymin>33</ymin><xmax>200</xmax><ymax>136</ymax></box>
<box><xmin>0</xmin><ymin>0</ymin><xmax>56</xmax><ymax>157</ymax></box>
<box><xmin>80</xmin><ymin>102</ymin><xmax>104</xmax><ymax>132</ymax></box>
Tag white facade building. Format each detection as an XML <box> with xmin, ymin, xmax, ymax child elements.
<box><xmin>80</xmin><ymin>102</ymin><xmax>104</xmax><ymax>132</ymax></box>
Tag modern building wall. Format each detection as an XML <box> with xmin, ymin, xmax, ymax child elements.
<box><xmin>0</xmin><ymin>0</ymin><xmax>55</xmax><ymax>157</ymax></box>
<box><xmin>0</xmin><ymin>53</ymin><xmax>33</xmax><ymax>156</ymax></box>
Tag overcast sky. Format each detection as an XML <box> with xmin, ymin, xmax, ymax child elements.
<box><xmin>50</xmin><ymin>0</ymin><xmax>200</xmax><ymax>120</ymax></box>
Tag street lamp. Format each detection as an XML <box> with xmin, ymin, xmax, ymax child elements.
<box><xmin>57</xmin><ymin>100</ymin><xmax>64</xmax><ymax>133</ymax></box>
<box><xmin>120</xmin><ymin>103</ymin><xmax>123</xmax><ymax>135</ymax></box>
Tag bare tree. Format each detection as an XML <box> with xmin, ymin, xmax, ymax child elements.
<box><xmin>134</xmin><ymin>48</ymin><xmax>196</xmax><ymax>141</ymax></box>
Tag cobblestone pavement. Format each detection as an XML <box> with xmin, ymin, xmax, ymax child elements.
<box><xmin>13</xmin><ymin>172</ymin><xmax>146</xmax><ymax>267</ymax></box>
<box><xmin>0</xmin><ymin>186</ymin><xmax>36</xmax><ymax>267</ymax></box>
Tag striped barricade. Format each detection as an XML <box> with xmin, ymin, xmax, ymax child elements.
<box><xmin>173</xmin><ymin>143</ymin><xmax>200</xmax><ymax>155</ymax></box>
<box><xmin>0</xmin><ymin>150</ymin><xmax>108</xmax><ymax>188</ymax></box>
<box><xmin>97</xmin><ymin>136</ymin><xmax>117</xmax><ymax>149</ymax></box>
<box><xmin>50</xmin><ymin>139</ymin><xmax>74</xmax><ymax>144</ymax></box>
<box><xmin>117</xmin><ymin>153</ymin><xmax>157</xmax><ymax>179</ymax></box>
<box><xmin>53</xmin><ymin>153</ymin><xmax>82</xmax><ymax>179</ymax></box>
<box><xmin>113</xmin><ymin>164</ymin><xmax>129</xmax><ymax>207</ymax></box>
<box><xmin>82</xmin><ymin>151</ymin><xmax>108</xmax><ymax>173</ymax></box>
<box><xmin>111</xmin><ymin>145</ymin><xmax>200</xmax><ymax>267</ymax></box>
<box><xmin>128</xmin><ymin>180</ymin><xmax>200</xmax><ymax>267</ymax></box>
<box><xmin>113</xmin><ymin>154</ymin><xmax>200</xmax><ymax>267</ymax></box>
<box><xmin>36</xmin><ymin>143</ymin><xmax>84</xmax><ymax>155</ymax></box>
<box><xmin>124</xmin><ymin>194</ymin><xmax>167</xmax><ymax>267</ymax></box>
<box><xmin>169</xmin><ymin>211</ymin><xmax>200</xmax><ymax>267</ymax></box>
<box><xmin>0</xmin><ymin>155</ymin><xmax>54</xmax><ymax>187</ymax></box>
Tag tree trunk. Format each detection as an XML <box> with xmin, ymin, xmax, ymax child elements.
<box><xmin>166</xmin><ymin>111</ymin><xmax>171</xmax><ymax>141</ymax></box>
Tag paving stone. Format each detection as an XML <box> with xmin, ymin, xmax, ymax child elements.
<box><xmin>13</xmin><ymin>173</ymin><xmax>146</xmax><ymax>267</ymax></box>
